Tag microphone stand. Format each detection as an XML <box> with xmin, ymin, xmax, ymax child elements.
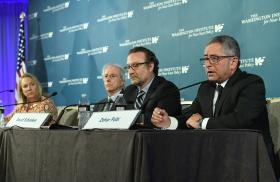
<box><xmin>0</xmin><ymin>90</ymin><xmax>14</xmax><ymax>94</ymax></box>
<box><xmin>179</xmin><ymin>81</ymin><xmax>206</xmax><ymax>91</ymax></box>
<box><xmin>2</xmin><ymin>92</ymin><xmax>57</xmax><ymax>107</ymax></box>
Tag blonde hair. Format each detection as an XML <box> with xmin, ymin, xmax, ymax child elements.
<box><xmin>17</xmin><ymin>73</ymin><xmax>43</xmax><ymax>103</ymax></box>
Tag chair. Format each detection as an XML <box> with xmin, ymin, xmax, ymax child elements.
<box><xmin>267</xmin><ymin>100</ymin><xmax>280</xmax><ymax>181</ymax></box>
<box><xmin>56</xmin><ymin>106</ymin><xmax>78</xmax><ymax>126</ymax></box>
<box><xmin>267</xmin><ymin>100</ymin><xmax>280</xmax><ymax>156</ymax></box>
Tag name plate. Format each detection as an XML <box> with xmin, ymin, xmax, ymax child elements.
<box><xmin>83</xmin><ymin>110</ymin><xmax>140</xmax><ymax>130</ymax></box>
<box><xmin>6</xmin><ymin>113</ymin><xmax>50</xmax><ymax>128</ymax></box>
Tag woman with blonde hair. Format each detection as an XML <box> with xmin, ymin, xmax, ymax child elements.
<box><xmin>5</xmin><ymin>73</ymin><xmax>58</xmax><ymax>125</ymax></box>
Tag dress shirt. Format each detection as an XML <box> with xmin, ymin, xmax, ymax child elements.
<box><xmin>168</xmin><ymin>80</ymin><xmax>229</xmax><ymax>130</ymax></box>
<box><xmin>201</xmin><ymin>80</ymin><xmax>228</xmax><ymax>129</ymax></box>
<box><xmin>108</xmin><ymin>90</ymin><xmax>122</xmax><ymax>102</ymax></box>
<box><xmin>136</xmin><ymin>76</ymin><xmax>155</xmax><ymax>101</ymax></box>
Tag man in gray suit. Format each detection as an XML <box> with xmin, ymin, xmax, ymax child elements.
<box><xmin>93</xmin><ymin>64</ymin><xmax>125</xmax><ymax>112</ymax></box>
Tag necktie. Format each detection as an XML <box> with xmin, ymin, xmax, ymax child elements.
<box><xmin>214</xmin><ymin>84</ymin><xmax>223</xmax><ymax>116</ymax></box>
<box><xmin>103</xmin><ymin>98</ymin><xmax>113</xmax><ymax>111</ymax></box>
<box><xmin>135</xmin><ymin>90</ymin><xmax>145</xmax><ymax>109</ymax></box>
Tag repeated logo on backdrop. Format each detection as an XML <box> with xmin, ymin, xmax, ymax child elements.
<box><xmin>59</xmin><ymin>23</ymin><xmax>89</xmax><ymax>33</ymax></box>
<box><xmin>27</xmin><ymin>0</ymin><xmax>280</xmax><ymax>105</ymax></box>
<box><xmin>29</xmin><ymin>32</ymin><xmax>53</xmax><ymax>40</ymax></box>
<box><xmin>143</xmin><ymin>0</ymin><xmax>188</xmax><ymax>11</ymax></box>
<box><xmin>119</xmin><ymin>36</ymin><xmax>160</xmax><ymax>48</ymax></box>
<box><xmin>159</xmin><ymin>65</ymin><xmax>190</xmax><ymax>76</ymax></box>
<box><xmin>77</xmin><ymin>46</ymin><xmax>109</xmax><ymax>56</ymax></box>
<box><xmin>241</xmin><ymin>12</ymin><xmax>280</xmax><ymax>26</ymax></box>
<box><xmin>43</xmin><ymin>1</ymin><xmax>70</xmax><ymax>13</ymax></box>
<box><xmin>171</xmin><ymin>24</ymin><xmax>224</xmax><ymax>39</ymax></box>
<box><xmin>240</xmin><ymin>57</ymin><xmax>266</xmax><ymax>68</ymax></box>
<box><xmin>59</xmin><ymin>77</ymin><xmax>89</xmax><ymax>86</ymax></box>
<box><xmin>44</xmin><ymin>54</ymin><xmax>70</xmax><ymax>63</ymax></box>
<box><xmin>97</xmin><ymin>10</ymin><xmax>134</xmax><ymax>23</ymax></box>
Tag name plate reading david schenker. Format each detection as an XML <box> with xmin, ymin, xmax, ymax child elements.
<box><xmin>83</xmin><ymin>110</ymin><xmax>140</xmax><ymax>130</ymax></box>
<box><xmin>6</xmin><ymin>113</ymin><xmax>50</xmax><ymax>128</ymax></box>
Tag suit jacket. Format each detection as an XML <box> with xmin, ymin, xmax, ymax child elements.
<box><xmin>92</xmin><ymin>98</ymin><xmax>108</xmax><ymax>112</ymax></box>
<box><xmin>178</xmin><ymin>69</ymin><xmax>278</xmax><ymax>175</ymax></box>
<box><xmin>93</xmin><ymin>90</ymin><xmax>124</xmax><ymax>112</ymax></box>
<box><xmin>178</xmin><ymin>69</ymin><xmax>270</xmax><ymax>132</ymax></box>
<box><xmin>124</xmin><ymin>76</ymin><xmax>182</xmax><ymax>128</ymax></box>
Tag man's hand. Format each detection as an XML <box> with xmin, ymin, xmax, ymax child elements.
<box><xmin>186</xmin><ymin>113</ymin><xmax>202</xmax><ymax>129</ymax></box>
<box><xmin>151</xmin><ymin>107</ymin><xmax>171</xmax><ymax>128</ymax></box>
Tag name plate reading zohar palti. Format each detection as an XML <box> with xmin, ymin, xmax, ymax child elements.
<box><xmin>6</xmin><ymin>113</ymin><xmax>50</xmax><ymax>128</ymax></box>
<box><xmin>83</xmin><ymin>110</ymin><xmax>140</xmax><ymax>130</ymax></box>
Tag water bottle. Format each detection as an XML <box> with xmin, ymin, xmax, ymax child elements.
<box><xmin>114</xmin><ymin>94</ymin><xmax>127</xmax><ymax>111</ymax></box>
<box><xmin>78</xmin><ymin>94</ymin><xmax>91</xmax><ymax>129</ymax></box>
<box><xmin>0</xmin><ymin>104</ymin><xmax>5</xmax><ymax>128</ymax></box>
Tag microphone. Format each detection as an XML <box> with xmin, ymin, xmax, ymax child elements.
<box><xmin>49</xmin><ymin>92</ymin><xmax>58</xmax><ymax>97</ymax></box>
<box><xmin>138</xmin><ymin>81</ymin><xmax>206</xmax><ymax>116</ymax></box>
<box><xmin>2</xmin><ymin>92</ymin><xmax>57</xmax><ymax>107</ymax></box>
<box><xmin>0</xmin><ymin>89</ymin><xmax>14</xmax><ymax>94</ymax></box>
<box><xmin>59</xmin><ymin>100</ymin><xmax>115</xmax><ymax>113</ymax></box>
<box><xmin>179</xmin><ymin>80</ymin><xmax>206</xmax><ymax>91</ymax></box>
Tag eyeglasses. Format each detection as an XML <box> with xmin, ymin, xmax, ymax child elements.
<box><xmin>199</xmin><ymin>55</ymin><xmax>236</xmax><ymax>65</ymax></box>
<box><xmin>102</xmin><ymin>74</ymin><xmax>119</xmax><ymax>80</ymax></box>
<box><xmin>124</xmin><ymin>61</ymin><xmax>150</xmax><ymax>71</ymax></box>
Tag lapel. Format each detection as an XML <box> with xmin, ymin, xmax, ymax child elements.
<box><xmin>142</xmin><ymin>76</ymin><xmax>160</xmax><ymax>107</ymax></box>
<box><xmin>123</xmin><ymin>85</ymin><xmax>137</xmax><ymax>109</ymax></box>
<box><xmin>94</xmin><ymin>98</ymin><xmax>107</xmax><ymax>112</ymax></box>
<box><xmin>214</xmin><ymin>69</ymin><xmax>243</xmax><ymax>116</ymax></box>
<box><xmin>110</xmin><ymin>89</ymin><xmax>125</xmax><ymax>110</ymax></box>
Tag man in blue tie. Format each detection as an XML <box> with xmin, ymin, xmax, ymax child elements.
<box><xmin>123</xmin><ymin>46</ymin><xmax>181</xmax><ymax>128</ymax></box>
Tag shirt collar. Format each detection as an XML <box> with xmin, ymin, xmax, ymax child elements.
<box><xmin>216</xmin><ymin>79</ymin><xmax>228</xmax><ymax>88</ymax></box>
<box><xmin>108</xmin><ymin>89</ymin><xmax>122</xmax><ymax>101</ymax></box>
<box><xmin>138</xmin><ymin>76</ymin><xmax>155</xmax><ymax>93</ymax></box>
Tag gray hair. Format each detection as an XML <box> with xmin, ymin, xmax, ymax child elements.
<box><xmin>207</xmin><ymin>35</ymin><xmax>240</xmax><ymax>65</ymax></box>
<box><xmin>102</xmin><ymin>63</ymin><xmax>125</xmax><ymax>81</ymax></box>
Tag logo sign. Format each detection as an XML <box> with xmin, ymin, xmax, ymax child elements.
<box><xmin>119</xmin><ymin>36</ymin><xmax>160</xmax><ymax>47</ymax></box>
<box><xmin>171</xmin><ymin>24</ymin><xmax>224</xmax><ymax>39</ymax></box>
<box><xmin>240</xmin><ymin>57</ymin><xmax>266</xmax><ymax>68</ymax></box>
<box><xmin>7</xmin><ymin>113</ymin><xmax>50</xmax><ymax>128</ymax></box>
<box><xmin>83</xmin><ymin>110</ymin><xmax>140</xmax><ymax>130</ymax></box>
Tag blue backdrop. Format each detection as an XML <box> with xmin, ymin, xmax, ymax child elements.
<box><xmin>27</xmin><ymin>0</ymin><xmax>280</xmax><ymax>106</ymax></box>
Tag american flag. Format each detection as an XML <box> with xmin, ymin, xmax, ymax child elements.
<box><xmin>16</xmin><ymin>12</ymin><xmax>27</xmax><ymax>81</ymax></box>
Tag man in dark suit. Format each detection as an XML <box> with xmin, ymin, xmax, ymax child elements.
<box><xmin>151</xmin><ymin>35</ymin><xmax>279</xmax><ymax>177</ymax></box>
<box><xmin>123</xmin><ymin>46</ymin><xmax>181</xmax><ymax>128</ymax></box>
<box><xmin>93</xmin><ymin>64</ymin><xmax>125</xmax><ymax>112</ymax></box>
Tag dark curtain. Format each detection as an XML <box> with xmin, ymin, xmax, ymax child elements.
<box><xmin>0</xmin><ymin>0</ymin><xmax>28</xmax><ymax>115</ymax></box>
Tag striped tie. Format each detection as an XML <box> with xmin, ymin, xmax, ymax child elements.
<box><xmin>135</xmin><ymin>90</ymin><xmax>145</xmax><ymax>109</ymax></box>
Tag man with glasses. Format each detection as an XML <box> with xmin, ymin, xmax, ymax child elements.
<box><xmin>93</xmin><ymin>64</ymin><xmax>125</xmax><ymax>112</ymax></box>
<box><xmin>151</xmin><ymin>35</ymin><xmax>279</xmax><ymax>177</ymax></box>
<box><xmin>123</xmin><ymin>46</ymin><xmax>181</xmax><ymax>128</ymax></box>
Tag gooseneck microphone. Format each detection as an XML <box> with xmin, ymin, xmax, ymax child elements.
<box><xmin>2</xmin><ymin>92</ymin><xmax>58</xmax><ymax>107</ymax></box>
<box><xmin>0</xmin><ymin>89</ymin><xmax>14</xmax><ymax>94</ymax></box>
<box><xmin>179</xmin><ymin>80</ymin><xmax>206</xmax><ymax>91</ymax></box>
<box><xmin>138</xmin><ymin>80</ymin><xmax>207</xmax><ymax>116</ymax></box>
